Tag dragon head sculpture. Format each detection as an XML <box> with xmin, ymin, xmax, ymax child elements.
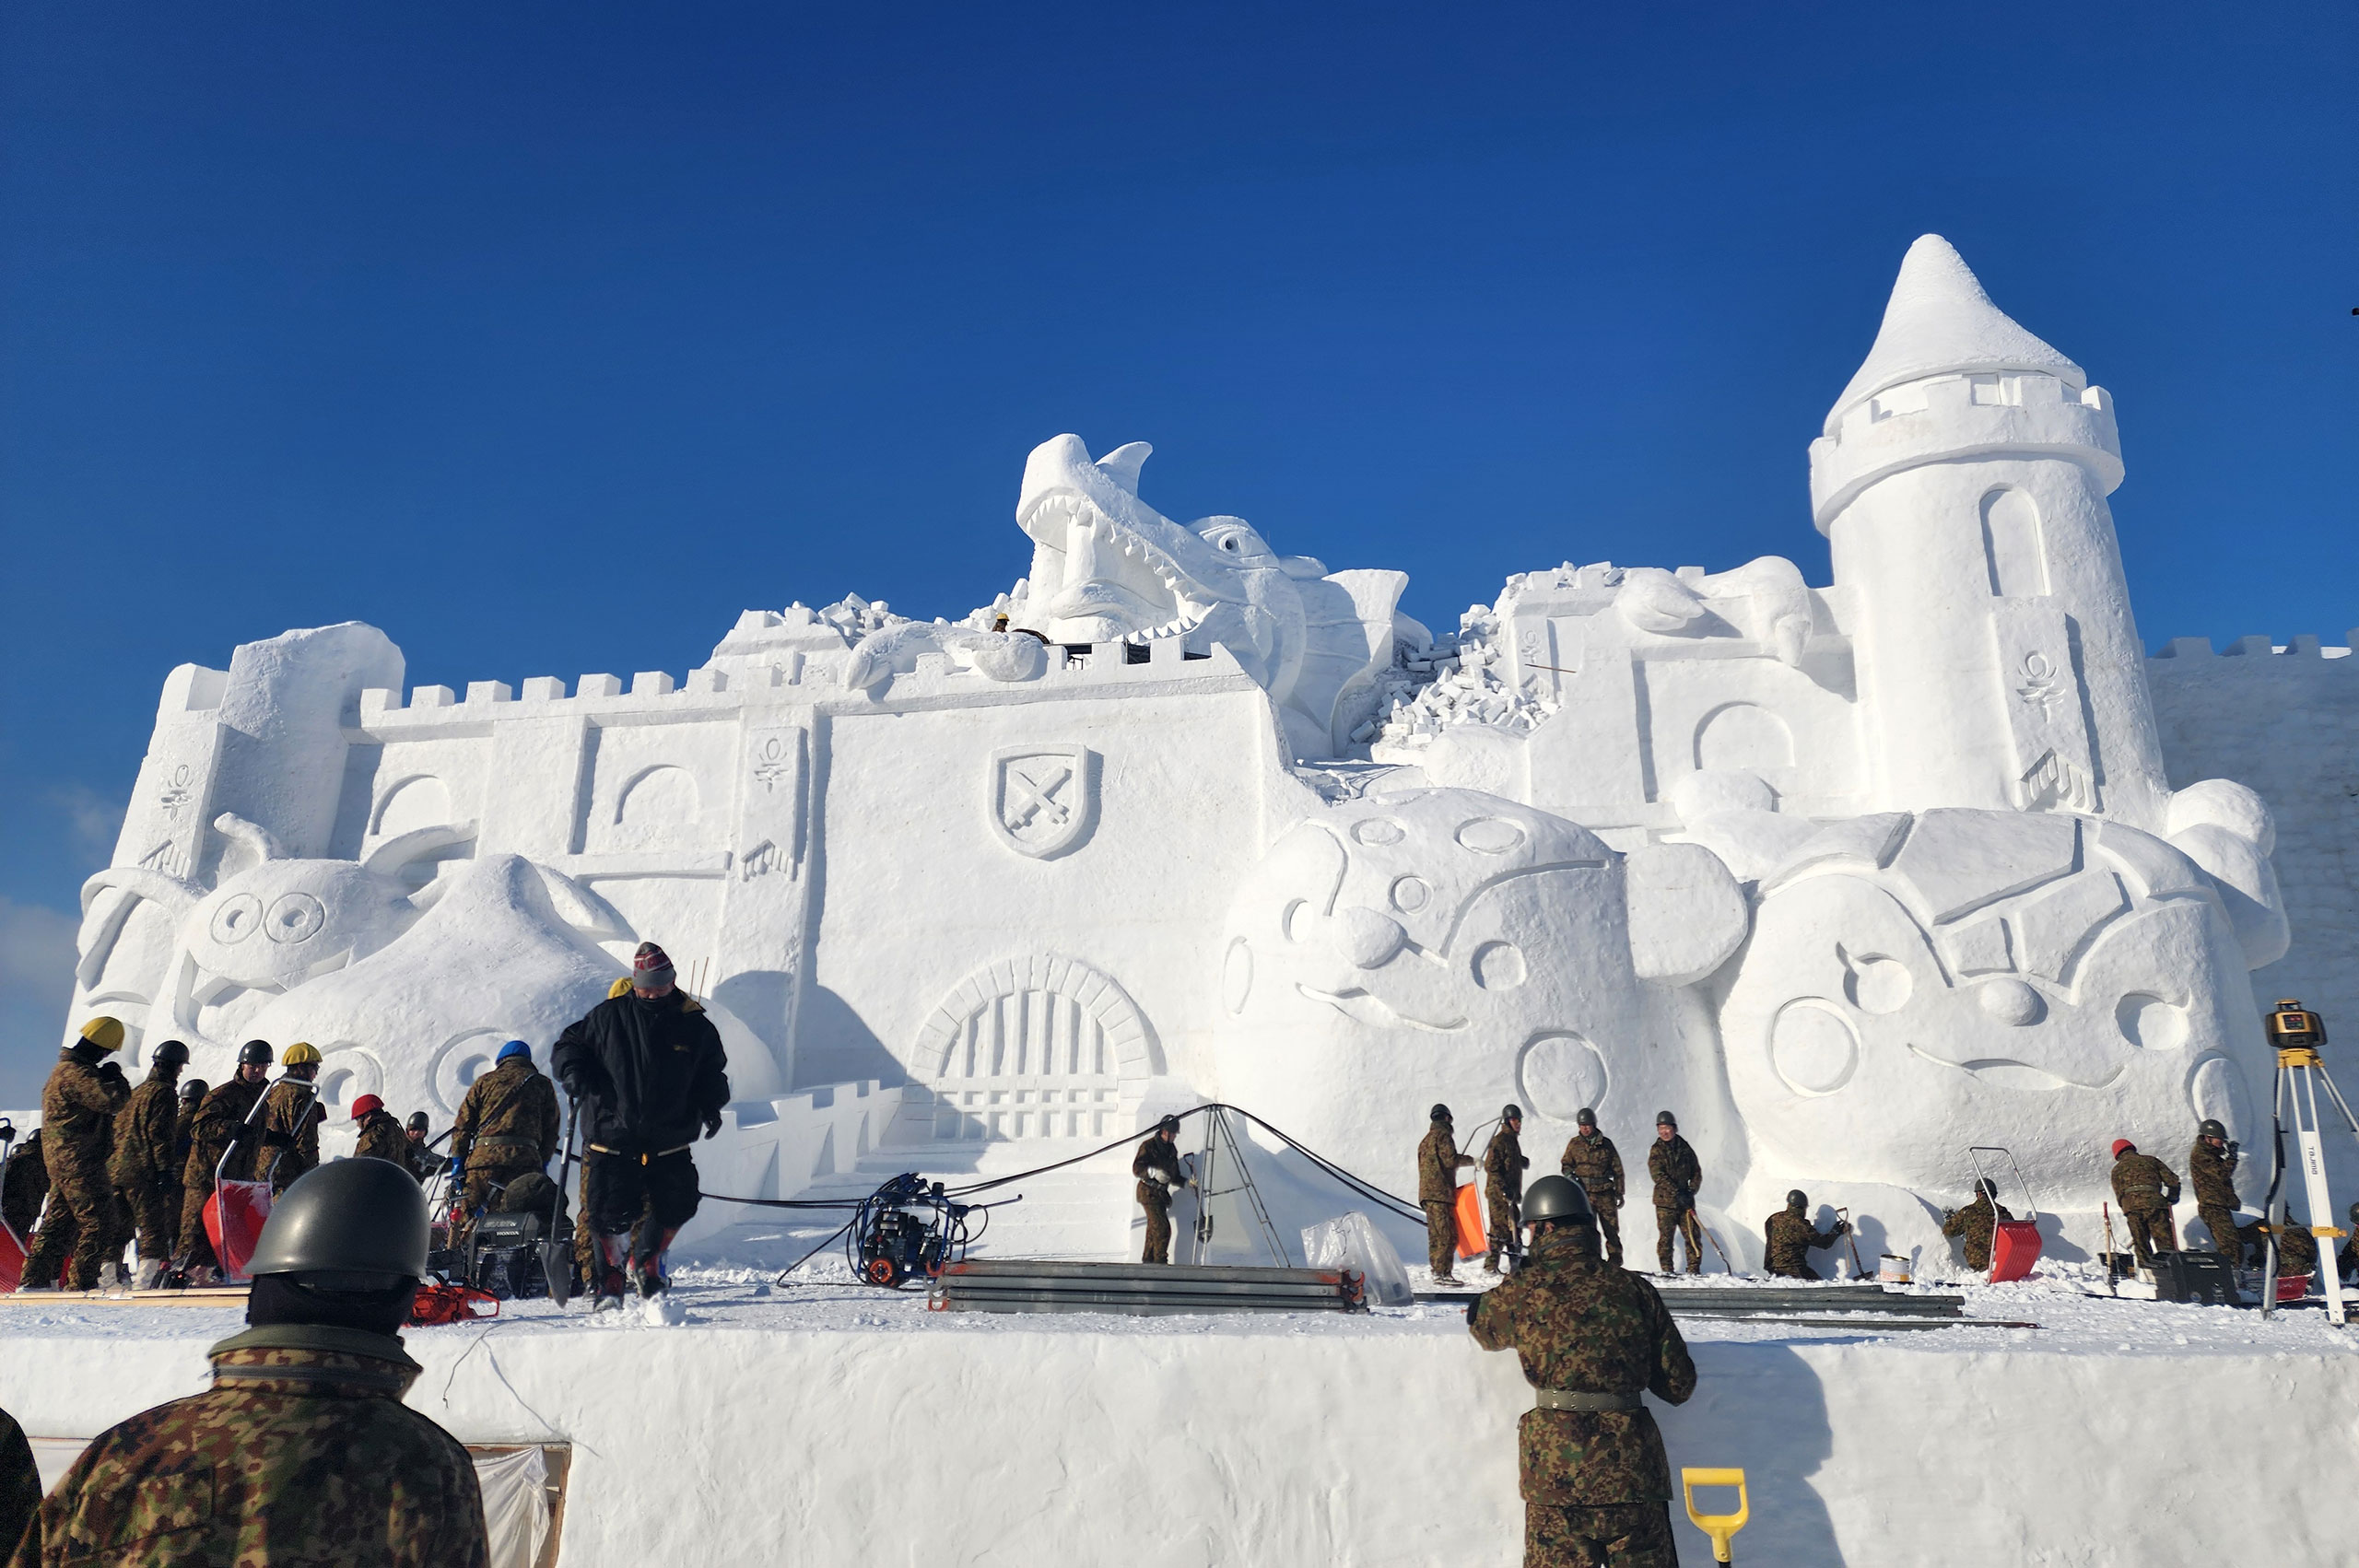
<box><xmin>1012</xmin><ymin>434</ymin><xmax>1410</xmax><ymax>759</ymax></box>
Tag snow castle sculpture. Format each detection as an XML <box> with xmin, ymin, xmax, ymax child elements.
<box><xmin>57</xmin><ymin>236</ymin><xmax>2290</xmax><ymax>1259</ymax></box>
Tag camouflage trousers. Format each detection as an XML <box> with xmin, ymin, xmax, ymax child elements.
<box><xmin>2197</xmin><ymin>1205</ymin><xmax>2244</xmax><ymax>1267</ymax></box>
<box><xmin>1655</xmin><ymin>1206</ymin><xmax>1702</xmax><ymax>1274</ymax></box>
<box><xmin>1592</xmin><ymin>1199</ymin><xmax>1624</xmax><ymax>1268</ymax></box>
<box><xmin>1141</xmin><ymin>1194</ymin><xmax>1173</xmax><ymax>1264</ymax></box>
<box><xmin>1525</xmin><ymin>1501</ymin><xmax>1677</xmax><ymax>1567</ymax></box>
<box><xmin>119</xmin><ymin>1176</ymin><xmax>181</xmax><ymax>1262</ymax></box>
<box><xmin>1425</xmin><ymin>1200</ymin><xmax>1461</xmax><ymax>1279</ymax></box>
<box><xmin>23</xmin><ymin>1176</ymin><xmax>125</xmax><ymax>1291</ymax></box>
<box><xmin>572</xmin><ymin>1157</ymin><xmax>645</xmax><ymax>1284</ymax></box>
<box><xmin>1485</xmin><ymin>1191</ymin><xmax>1520</xmax><ymax>1271</ymax></box>
<box><xmin>2122</xmin><ymin>1207</ymin><xmax>2176</xmax><ymax>1266</ymax></box>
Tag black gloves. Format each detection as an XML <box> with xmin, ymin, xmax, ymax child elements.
<box><xmin>702</xmin><ymin>1111</ymin><xmax>724</xmax><ymax>1140</ymax></box>
<box><xmin>97</xmin><ymin>1060</ymin><xmax>127</xmax><ymax>1085</ymax></box>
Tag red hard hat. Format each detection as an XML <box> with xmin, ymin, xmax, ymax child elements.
<box><xmin>2111</xmin><ymin>1139</ymin><xmax>2134</xmax><ymax>1158</ymax></box>
<box><xmin>351</xmin><ymin>1093</ymin><xmax>384</xmax><ymax>1120</ymax></box>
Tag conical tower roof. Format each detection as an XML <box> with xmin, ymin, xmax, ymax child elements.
<box><xmin>1825</xmin><ymin>236</ymin><xmax>2082</xmax><ymax>434</ymax></box>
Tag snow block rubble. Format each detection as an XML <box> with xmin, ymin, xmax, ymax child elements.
<box><xmin>51</xmin><ymin>234</ymin><xmax>2331</xmax><ymax>1267</ymax></box>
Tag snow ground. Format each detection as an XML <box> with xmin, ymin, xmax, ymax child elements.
<box><xmin>6</xmin><ymin>1258</ymin><xmax>2356</xmax><ymax>1566</ymax></box>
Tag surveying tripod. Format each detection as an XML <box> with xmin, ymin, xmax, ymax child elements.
<box><xmin>2259</xmin><ymin>1000</ymin><xmax>2358</xmax><ymax>1325</ymax></box>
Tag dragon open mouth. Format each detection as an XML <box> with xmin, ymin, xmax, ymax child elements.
<box><xmin>1020</xmin><ymin>491</ymin><xmax>1219</xmax><ymax>645</ymax></box>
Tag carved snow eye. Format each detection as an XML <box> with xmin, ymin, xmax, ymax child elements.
<box><xmin>1220</xmin><ymin>536</ymin><xmax>1241</xmax><ymax>552</ymax></box>
<box><xmin>208</xmin><ymin>894</ymin><xmax>264</xmax><ymax>945</ymax></box>
<box><xmin>264</xmin><ymin>892</ymin><xmax>326</xmax><ymax>945</ymax></box>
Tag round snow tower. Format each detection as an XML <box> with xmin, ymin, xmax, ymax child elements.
<box><xmin>1809</xmin><ymin>236</ymin><xmax>2168</xmax><ymax>831</ymax></box>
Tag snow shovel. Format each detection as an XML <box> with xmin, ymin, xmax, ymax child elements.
<box><xmin>1835</xmin><ymin>1206</ymin><xmax>1867</xmax><ymax>1278</ymax></box>
<box><xmin>1968</xmin><ymin>1145</ymin><xmax>2044</xmax><ymax>1283</ymax></box>
<box><xmin>1682</xmin><ymin>1468</ymin><xmax>1749</xmax><ymax>1563</ymax></box>
<box><xmin>203</xmin><ymin>1074</ymin><xmax>318</xmax><ymax>1282</ymax></box>
<box><xmin>540</xmin><ymin>1095</ymin><xmax>579</xmax><ymax>1306</ymax></box>
<box><xmin>1452</xmin><ymin>1178</ymin><xmax>1485</xmax><ymax>1260</ymax></box>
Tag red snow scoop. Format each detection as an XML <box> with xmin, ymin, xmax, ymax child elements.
<box><xmin>0</xmin><ymin>1221</ymin><xmax>24</xmax><ymax>1294</ymax></box>
<box><xmin>1968</xmin><ymin>1145</ymin><xmax>2045</xmax><ymax>1283</ymax></box>
<box><xmin>2275</xmin><ymin>1271</ymin><xmax>2312</xmax><ymax>1304</ymax></box>
<box><xmin>1453</xmin><ymin>1180</ymin><xmax>1485</xmax><ymax>1259</ymax></box>
<box><xmin>203</xmin><ymin>1179</ymin><xmax>275</xmax><ymax>1281</ymax></box>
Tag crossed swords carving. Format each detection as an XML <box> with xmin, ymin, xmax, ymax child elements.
<box><xmin>1003</xmin><ymin>762</ymin><xmax>1074</xmax><ymax>833</ymax></box>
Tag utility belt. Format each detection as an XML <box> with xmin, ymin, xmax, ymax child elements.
<box><xmin>1535</xmin><ymin>1389</ymin><xmax>1637</xmax><ymax>1412</ymax></box>
<box><xmin>589</xmin><ymin>1142</ymin><xmax>693</xmax><ymax>1164</ymax></box>
<box><xmin>468</xmin><ymin>1140</ymin><xmax>540</xmax><ymax>1163</ymax></box>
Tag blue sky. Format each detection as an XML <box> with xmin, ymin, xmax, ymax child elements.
<box><xmin>1</xmin><ymin>4</ymin><xmax>2353</xmax><ymax>1082</ymax></box>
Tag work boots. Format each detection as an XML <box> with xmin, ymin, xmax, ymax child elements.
<box><xmin>593</xmin><ymin>1233</ymin><xmax>632</xmax><ymax>1312</ymax></box>
<box><xmin>133</xmin><ymin>1258</ymin><xmax>165</xmax><ymax>1291</ymax></box>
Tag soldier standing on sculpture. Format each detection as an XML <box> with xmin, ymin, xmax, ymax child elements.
<box><xmin>1132</xmin><ymin>1116</ymin><xmax>1194</xmax><ymax>1264</ymax></box>
<box><xmin>258</xmin><ymin>1043</ymin><xmax>327</xmax><ymax>1196</ymax></box>
<box><xmin>1484</xmin><ymin>1105</ymin><xmax>1531</xmax><ymax>1275</ymax></box>
<box><xmin>2188</xmin><ymin>1119</ymin><xmax>2244</xmax><ymax>1266</ymax></box>
<box><xmin>175</xmin><ymin>1041</ymin><xmax>274</xmax><ymax>1279</ymax></box>
<box><xmin>109</xmin><ymin>1039</ymin><xmax>189</xmax><ymax>1289</ymax></box>
<box><xmin>2109</xmin><ymin>1139</ymin><xmax>2180</xmax><ymax>1267</ymax></box>
<box><xmin>449</xmin><ymin>1040</ymin><xmax>561</xmax><ymax>1249</ymax></box>
<box><xmin>1940</xmin><ymin>1178</ymin><xmax>2013</xmax><ymax>1272</ymax></box>
<box><xmin>21</xmin><ymin>1019</ymin><xmax>133</xmax><ymax>1292</ymax></box>
<box><xmin>1469</xmin><ymin>1175</ymin><xmax>1697</xmax><ymax>1567</ymax></box>
<box><xmin>402</xmin><ymin>1111</ymin><xmax>437</xmax><ymax>1184</ymax></box>
<box><xmin>553</xmin><ymin>942</ymin><xmax>731</xmax><ymax>1306</ymax></box>
<box><xmin>1763</xmin><ymin>1190</ymin><xmax>1849</xmax><ymax>1280</ymax></box>
<box><xmin>1418</xmin><ymin>1104</ymin><xmax>1476</xmax><ymax>1286</ymax></box>
<box><xmin>1647</xmin><ymin>1112</ymin><xmax>1703</xmax><ymax>1277</ymax></box>
<box><xmin>1560</xmin><ymin>1108</ymin><xmax>1625</xmax><ymax>1270</ymax></box>
<box><xmin>9</xmin><ymin>1161</ymin><xmax>490</xmax><ymax>1568</ymax></box>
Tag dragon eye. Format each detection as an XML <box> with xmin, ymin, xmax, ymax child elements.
<box><xmin>1221</xmin><ymin>537</ymin><xmax>1240</xmax><ymax>552</ymax></box>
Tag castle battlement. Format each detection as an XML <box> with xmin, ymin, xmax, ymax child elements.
<box><xmin>1810</xmin><ymin>371</ymin><xmax>2122</xmax><ymax>528</ymax></box>
<box><xmin>2150</xmin><ymin>634</ymin><xmax>2359</xmax><ymax>662</ymax></box>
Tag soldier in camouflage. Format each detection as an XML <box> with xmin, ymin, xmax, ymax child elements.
<box><xmin>1646</xmin><ymin>1112</ymin><xmax>1703</xmax><ymax>1276</ymax></box>
<box><xmin>1940</xmin><ymin>1179</ymin><xmax>2014</xmax><ymax>1272</ymax></box>
<box><xmin>1132</xmin><ymin>1117</ymin><xmax>1194</xmax><ymax>1264</ymax></box>
<box><xmin>109</xmin><ymin>1039</ymin><xmax>189</xmax><ymax>1290</ymax></box>
<box><xmin>174</xmin><ymin>1042</ymin><xmax>275</xmax><ymax>1276</ymax></box>
<box><xmin>3</xmin><ymin>1129</ymin><xmax>49</xmax><ymax>1246</ymax></box>
<box><xmin>1559</xmin><ymin>1108</ymin><xmax>1625</xmax><ymax>1270</ymax></box>
<box><xmin>450</xmin><ymin>1040</ymin><xmax>562</xmax><ymax>1249</ymax></box>
<box><xmin>1484</xmin><ymin>1105</ymin><xmax>1531</xmax><ymax>1275</ymax></box>
<box><xmin>1418</xmin><ymin>1105</ymin><xmax>1476</xmax><ymax>1285</ymax></box>
<box><xmin>352</xmin><ymin>1096</ymin><xmax>410</xmax><ymax>1166</ymax></box>
<box><xmin>8</xmin><ymin>1158</ymin><xmax>488</xmax><ymax>1568</ymax></box>
<box><xmin>2108</xmin><ymin>1140</ymin><xmax>2181</xmax><ymax>1267</ymax></box>
<box><xmin>2187</xmin><ymin>1119</ymin><xmax>2245</xmax><ymax>1266</ymax></box>
<box><xmin>1763</xmin><ymin>1190</ymin><xmax>1849</xmax><ymax>1280</ymax></box>
<box><xmin>1470</xmin><ymin>1173</ymin><xmax>1697</xmax><ymax>1567</ymax></box>
<box><xmin>22</xmin><ymin>1018</ymin><xmax>133</xmax><ymax>1292</ymax></box>
<box><xmin>257</xmin><ymin>1044</ymin><xmax>327</xmax><ymax>1196</ymax></box>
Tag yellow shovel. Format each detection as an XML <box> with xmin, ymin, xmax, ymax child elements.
<box><xmin>1682</xmin><ymin>1468</ymin><xmax>1750</xmax><ymax>1563</ymax></box>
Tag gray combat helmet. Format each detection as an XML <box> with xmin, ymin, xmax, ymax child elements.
<box><xmin>246</xmin><ymin>1158</ymin><xmax>429</xmax><ymax>1282</ymax></box>
<box><xmin>1521</xmin><ymin>1175</ymin><xmax>1594</xmax><ymax>1228</ymax></box>
<box><xmin>2198</xmin><ymin>1118</ymin><xmax>2227</xmax><ymax>1140</ymax></box>
<box><xmin>1786</xmin><ymin>1189</ymin><xmax>1808</xmax><ymax>1210</ymax></box>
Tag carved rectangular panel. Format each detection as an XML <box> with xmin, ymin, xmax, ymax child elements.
<box><xmin>1990</xmin><ymin>598</ymin><xmax>2097</xmax><ymax>812</ymax></box>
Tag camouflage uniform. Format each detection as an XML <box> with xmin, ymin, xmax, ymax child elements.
<box><xmin>109</xmin><ymin>1065</ymin><xmax>184</xmax><ymax>1265</ymax></box>
<box><xmin>23</xmin><ymin>1047</ymin><xmax>132</xmax><ymax>1291</ymax></box>
<box><xmin>175</xmin><ymin>1077</ymin><xmax>270</xmax><ymax>1272</ymax></box>
<box><xmin>1647</xmin><ymin>1135</ymin><xmax>1703</xmax><ymax>1275</ymax></box>
<box><xmin>2109</xmin><ymin>1152</ymin><xmax>2180</xmax><ymax>1265</ymax></box>
<box><xmin>1484</xmin><ymin>1125</ymin><xmax>1530</xmax><ymax>1272</ymax></box>
<box><xmin>354</xmin><ymin>1109</ymin><xmax>410</xmax><ymax>1167</ymax></box>
<box><xmin>2</xmin><ymin>1130</ymin><xmax>47</xmax><ymax>1244</ymax></box>
<box><xmin>1763</xmin><ymin>1201</ymin><xmax>1844</xmax><ymax>1280</ymax></box>
<box><xmin>2258</xmin><ymin>1218</ymin><xmax>2319</xmax><ymax>1280</ymax></box>
<box><xmin>258</xmin><ymin>1080</ymin><xmax>326</xmax><ymax>1196</ymax></box>
<box><xmin>1133</xmin><ymin>1135</ymin><xmax>1188</xmax><ymax>1264</ymax></box>
<box><xmin>1559</xmin><ymin>1132</ymin><xmax>1625</xmax><ymax>1269</ymax></box>
<box><xmin>2188</xmin><ymin>1139</ymin><xmax>2244</xmax><ymax>1266</ymax></box>
<box><xmin>6</xmin><ymin>1324</ymin><xmax>488</xmax><ymax>1568</ymax></box>
<box><xmin>1940</xmin><ymin>1193</ymin><xmax>2015</xmax><ymax>1272</ymax></box>
<box><xmin>451</xmin><ymin>1059</ymin><xmax>562</xmax><ymax>1245</ymax></box>
<box><xmin>1</xmin><ymin>1405</ymin><xmax>37</xmax><ymax>1568</ymax></box>
<box><xmin>1468</xmin><ymin>1224</ymin><xmax>1697</xmax><ymax>1567</ymax></box>
<box><xmin>1418</xmin><ymin>1123</ymin><xmax>1473</xmax><ymax>1281</ymax></box>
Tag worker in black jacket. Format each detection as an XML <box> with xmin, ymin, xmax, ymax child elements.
<box><xmin>551</xmin><ymin>942</ymin><xmax>731</xmax><ymax>1308</ymax></box>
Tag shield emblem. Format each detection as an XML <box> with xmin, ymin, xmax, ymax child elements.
<box><xmin>989</xmin><ymin>746</ymin><xmax>1097</xmax><ymax>860</ymax></box>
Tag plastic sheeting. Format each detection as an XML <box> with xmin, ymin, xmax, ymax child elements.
<box><xmin>1301</xmin><ymin>1210</ymin><xmax>1414</xmax><ymax>1305</ymax></box>
<box><xmin>475</xmin><ymin>1445</ymin><xmax>553</xmax><ymax>1568</ymax></box>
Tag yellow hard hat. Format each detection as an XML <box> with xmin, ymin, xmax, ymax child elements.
<box><xmin>77</xmin><ymin>1016</ymin><xmax>125</xmax><ymax>1053</ymax></box>
<box><xmin>280</xmin><ymin>1041</ymin><xmax>322</xmax><ymax>1067</ymax></box>
<box><xmin>608</xmin><ymin>976</ymin><xmax>633</xmax><ymax>1000</ymax></box>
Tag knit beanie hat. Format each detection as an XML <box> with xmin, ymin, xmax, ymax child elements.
<box><xmin>633</xmin><ymin>942</ymin><xmax>676</xmax><ymax>990</ymax></box>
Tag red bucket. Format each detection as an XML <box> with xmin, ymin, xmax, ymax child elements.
<box><xmin>203</xmin><ymin>1178</ymin><xmax>276</xmax><ymax>1281</ymax></box>
<box><xmin>1988</xmin><ymin>1219</ymin><xmax>2043</xmax><ymax>1283</ymax></box>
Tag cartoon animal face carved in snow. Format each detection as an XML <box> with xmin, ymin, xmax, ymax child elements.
<box><xmin>1213</xmin><ymin>789</ymin><xmax>1748</xmax><ymax>1182</ymax></box>
<box><xmin>1718</xmin><ymin>808</ymin><xmax>2274</xmax><ymax>1205</ymax></box>
<box><xmin>76</xmin><ymin>813</ymin><xmax>477</xmax><ymax>1051</ymax></box>
<box><xmin>1012</xmin><ymin>434</ymin><xmax>1409</xmax><ymax>758</ymax></box>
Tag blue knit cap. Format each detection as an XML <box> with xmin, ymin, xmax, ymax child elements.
<box><xmin>497</xmin><ymin>1039</ymin><xmax>531</xmax><ymax>1065</ymax></box>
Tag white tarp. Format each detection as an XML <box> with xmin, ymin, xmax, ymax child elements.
<box><xmin>1301</xmin><ymin>1210</ymin><xmax>1414</xmax><ymax>1305</ymax></box>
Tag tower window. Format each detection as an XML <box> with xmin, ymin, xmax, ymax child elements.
<box><xmin>1980</xmin><ymin>487</ymin><xmax>2050</xmax><ymax>598</ymax></box>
